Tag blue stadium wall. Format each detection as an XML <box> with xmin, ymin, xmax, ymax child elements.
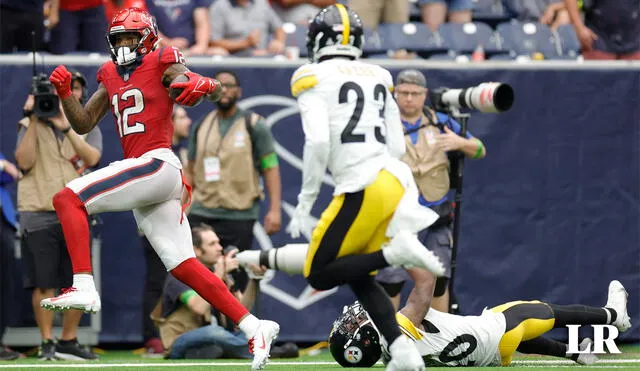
<box><xmin>1</xmin><ymin>59</ymin><xmax>638</xmax><ymax>343</ymax></box>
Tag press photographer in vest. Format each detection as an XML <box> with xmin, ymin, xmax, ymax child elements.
<box><xmin>375</xmin><ymin>69</ymin><xmax>486</xmax><ymax>315</ymax></box>
<box><xmin>185</xmin><ymin>70</ymin><xmax>282</xmax><ymax>292</ymax></box>
<box><xmin>14</xmin><ymin>69</ymin><xmax>102</xmax><ymax>360</ymax></box>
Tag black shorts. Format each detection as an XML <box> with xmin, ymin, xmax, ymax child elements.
<box><xmin>21</xmin><ymin>223</ymin><xmax>73</xmax><ymax>290</ymax></box>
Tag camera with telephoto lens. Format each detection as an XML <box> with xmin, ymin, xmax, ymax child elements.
<box><xmin>31</xmin><ymin>73</ymin><xmax>59</xmax><ymax>118</ymax></box>
<box><xmin>430</xmin><ymin>82</ymin><xmax>514</xmax><ymax>113</ymax></box>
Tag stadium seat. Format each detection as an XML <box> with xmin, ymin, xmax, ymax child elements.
<box><xmin>362</xmin><ymin>28</ymin><xmax>387</xmax><ymax>57</ymax></box>
<box><xmin>438</xmin><ymin>22</ymin><xmax>502</xmax><ymax>55</ymax></box>
<box><xmin>284</xmin><ymin>22</ymin><xmax>309</xmax><ymax>58</ymax></box>
<box><xmin>556</xmin><ymin>24</ymin><xmax>581</xmax><ymax>58</ymax></box>
<box><xmin>377</xmin><ymin>22</ymin><xmax>446</xmax><ymax>57</ymax></box>
<box><xmin>471</xmin><ymin>0</ymin><xmax>511</xmax><ymax>28</ymax></box>
<box><xmin>497</xmin><ymin>21</ymin><xmax>561</xmax><ymax>58</ymax></box>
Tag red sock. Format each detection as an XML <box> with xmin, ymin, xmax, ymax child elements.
<box><xmin>171</xmin><ymin>258</ymin><xmax>249</xmax><ymax>324</ymax></box>
<box><xmin>53</xmin><ymin>187</ymin><xmax>92</xmax><ymax>273</ymax></box>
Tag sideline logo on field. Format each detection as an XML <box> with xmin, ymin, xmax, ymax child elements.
<box><xmin>567</xmin><ymin>325</ymin><xmax>621</xmax><ymax>354</ymax></box>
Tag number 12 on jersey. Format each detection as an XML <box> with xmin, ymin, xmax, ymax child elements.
<box><xmin>111</xmin><ymin>89</ymin><xmax>146</xmax><ymax>138</ymax></box>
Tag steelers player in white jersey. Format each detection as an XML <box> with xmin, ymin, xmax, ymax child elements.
<box><xmin>236</xmin><ymin>246</ymin><xmax>632</xmax><ymax>368</ymax></box>
<box><xmin>286</xmin><ymin>4</ymin><xmax>445</xmax><ymax>371</ymax></box>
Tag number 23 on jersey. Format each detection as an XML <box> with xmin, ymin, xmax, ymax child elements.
<box><xmin>339</xmin><ymin>81</ymin><xmax>387</xmax><ymax>144</ymax></box>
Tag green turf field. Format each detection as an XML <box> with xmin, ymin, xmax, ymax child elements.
<box><xmin>0</xmin><ymin>344</ymin><xmax>638</xmax><ymax>370</ymax></box>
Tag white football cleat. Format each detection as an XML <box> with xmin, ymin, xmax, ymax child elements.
<box><xmin>385</xmin><ymin>335</ymin><xmax>425</xmax><ymax>371</ymax></box>
<box><xmin>573</xmin><ymin>338</ymin><xmax>599</xmax><ymax>365</ymax></box>
<box><xmin>40</xmin><ymin>287</ymin><xmax>101</xmax><ymax>314</ymax></box>
<box><xmin>605</xmin><ymin>280</ymin><xmax>631</xmax><ymax>332</ymax></box>
<box><xmin>249</xmin><ymin>320</ymin><xmax>280</xmax><ymax>370</ymax></box>
<box><xmin>383</xmin><ymin>231</ymin><xmax>445</xmax><ymax>277</ymax></box>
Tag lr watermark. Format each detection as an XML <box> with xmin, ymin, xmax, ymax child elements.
<box><xmin>567</xmin><ymin>325</ymin><xmax>621</xmax><ymax>354</ymax></box>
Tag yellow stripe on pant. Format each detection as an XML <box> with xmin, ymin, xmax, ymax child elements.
<box><xmin>491</xmin><ymin>300</ymin><xmax>555</xmax><ymax>366</ymax></box>
<box><xmin>303</xmin><ymin>170</ymin><xmax>405</xmax><ymax>277</ymax></box>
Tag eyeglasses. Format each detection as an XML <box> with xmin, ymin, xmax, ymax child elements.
<box><xmin>396</xmin><ymin>90</ymin><xmax>425</xmax><ymax>98</ymax></box>
<box><xmin>221</xmin><ymin>83</ymin><xmax>238</xmax><ymax>89</ymax></box>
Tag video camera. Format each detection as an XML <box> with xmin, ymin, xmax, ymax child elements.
<box><xmin>430</xmin><ymin>82</ymin><xmax>514</xmax><ymax>114</ymax></box>
<box><xmin>31</xmin><ymin>74</ymin><xmax>59</xmax><ymax>119</ymax></box>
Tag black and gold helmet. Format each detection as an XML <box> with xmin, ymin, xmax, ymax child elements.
<box><xmin>306</xmin><ymin>4</ymin><xmax>364</xmax><ymax>62</ymax></box>
<box><xmin>328</xmin><ymin>302</ymin><xmax>382</xmax><ymax>368</ymax></box>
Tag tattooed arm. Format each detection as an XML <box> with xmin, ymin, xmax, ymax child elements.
<box><xmin>61</xmin><ymin>84</ymin><xmax>110</xmax><ymax>135</ymax></box>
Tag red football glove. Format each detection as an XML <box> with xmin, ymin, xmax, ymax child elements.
<box><xmin>49</xmin><ymin>65</ymin><xmax>73</xmax><ymax>99</ymax></box>
<box><xmin>170</xmin><ymin>71</ymin><xmax>221</xmax><ymax>106</ymax></box>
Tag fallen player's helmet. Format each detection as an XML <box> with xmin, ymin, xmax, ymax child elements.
<box><xmin>328</xmin><ymin>302</ymin><xmax>382</xmax><ymax>368</ymax></box>
<box><xmin>306</xmin><ymin>4</ymin><xmax>364</xmax><ymax>62</ymax></box>
<box><xmin>106</xmin><ymin>7</ymin><xmax>159</xmax><ymax>66</ymax></box>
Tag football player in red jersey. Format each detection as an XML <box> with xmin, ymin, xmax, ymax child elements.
<box><xmin>40</xmin><ymin>8</ymin><xmax>279</xmax><ymax>370</ymax></box>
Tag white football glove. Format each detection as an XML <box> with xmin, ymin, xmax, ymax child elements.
<box><xmin>286</xmin><ymin>198</ymin><xmax>313</xmax><ymax>239</ymax></box>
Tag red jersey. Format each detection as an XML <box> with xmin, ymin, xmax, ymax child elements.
<box><xmin>97</xmin><ymin>47</ymin><xmax>184</xmax><ymax>159</ymax></box>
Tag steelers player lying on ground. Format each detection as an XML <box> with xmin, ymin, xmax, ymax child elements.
<box><xmin>237</xmin><ymin>245</ymin><xmax>632</xmax><ymax>367</ymax></box>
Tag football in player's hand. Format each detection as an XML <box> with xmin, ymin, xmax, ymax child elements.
<box><xmin>169</xmin><ymin>74</ymin><xmax>204</xmax><ymax>107</ymax></box>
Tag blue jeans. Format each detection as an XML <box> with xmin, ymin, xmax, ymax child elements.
<box><xmin>168</xmin><ymin>324</ymin><xmax>251</xmax><ymax>359</ymax></box>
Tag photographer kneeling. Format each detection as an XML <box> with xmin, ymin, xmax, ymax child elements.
<box><xmin>152</xmin><ymin>224</ymin><xmax>298</xmax><ymax>359</ymax></box>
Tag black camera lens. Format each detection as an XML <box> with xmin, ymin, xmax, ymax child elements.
<box><xmin>38</xmin><ymin>99</ymin><xmax>54</xmax><ymax>112</ymax></box>
<box><xmin>34</xmin><ymin>94</ymin><xmax>59</xmax><ymax>118</ymax></box>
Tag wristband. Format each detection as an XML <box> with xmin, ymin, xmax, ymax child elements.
<box><xmin>179</xmin><ymin>289</ymin><xmax>198</xmax><ymax>305</ymax></box>
<box><xmin>62</xmin><ymin>127</ymin><xmax>72</xmax><ymax>134</ymax></box>
<box><xmin>260</xmin><ymin>153</ymin><xmax>279</xmax><ymax>170</ymax></box>
<box><xmin>472</xmin><ymin>139</ymin><xmax>484</xmax><ymax>159</ymax></box>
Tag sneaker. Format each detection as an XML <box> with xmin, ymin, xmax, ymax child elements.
<box><xmin>0</xmin><ymin>345</ymin><xmax>22</xmax><ymax>360</ymax></box>
<box><xmin>38</xmin><ymin>339</ymin><xmax>57</xmax><ymax>361</ymax></box>
<box><xmin>382</xmin><ymin>231</ymin><xmax>445</xmax><ymax>277</ymax></box>
<box><xmin>385</xmin><ymin>335</ymin><xmax>425</xmax><ymax>371</ymax></box>
<box><xmin>54</xmin><ymin>338</ymin><xmax>98</xmax><ymax>360</ymax></box>
<box><xmin>40</xmin><ymin>287</ymin><xmax>101</xmax><ymax>314</ymax></box>
<box><xmin>572</xmin><ymin>338</ymin><xmax>598</xmax><ymax>365</ymax></box>
<box><xmin>248</xmin><ymin>320</ymin><xmax>280</xmax><ymax>370</ymax></box>
<box><xmin>605</xmin><ymin>280</ymin><xmax>631</xmax><ymax>332</ymax></box>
